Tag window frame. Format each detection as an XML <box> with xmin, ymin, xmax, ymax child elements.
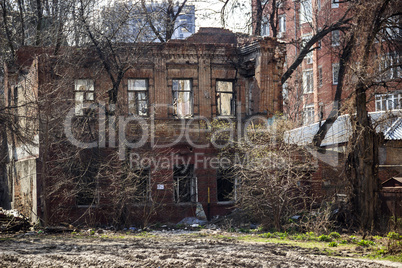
<box><xmin>332</xmin><ymin>63</ymin><xmax>340</xmax><ymax>85</ymax></box>
<box><xmin>217</xmin><ymin>168</ymin><xmax>238</xmax><ymax>203</ymax></box>
<box><xmin>331</xmin><ymin>30</ymin><xmax>340</xmax><ymax>46</ymax></box>
<box><xmin>172</xmin><ymin>79</ymin><xmax>193</xmax><ymax>119</ymax></box>
<box><xmin>300</xmin><ymin>0</ymin><xmax>312</xmax><ymax>24</ymax></box>
<box><xmin>131</xmin><ymin>168</ymin><xmax>151</xmax><ymax>203</ymax></box>
<box><xmin>302</xmin><ymin>34</ymin><xmax>313</xmax><ymax>64</ymax></box>
<box><xmin>128</xmin><ymin>79</ymin><xmax>149</xmax><ymax>116</ymax></box>
<box><xmin>318</xmin><ymin>66</ymin><xmax>323</xmax><ymax>87</ymax></box>
<box><xmin>278</xmin><ymin>14</ymin><xmax>286</xmax><ymax>34</ymax></box>
<box><xmin>216</xmin><ymin>80</ymin><xmax>236</xmax><ymax>117</ymax></box>
<box><xmin>303</xmin><ymin>104</ymin><xmax>315</xmax><ymax>125</ymax></box>
<box><xmin>74</xmin><ymin>79</ymin><xmax>95</xmax><ymax>116</ymax></box>
<box><xmin>303</xmin><ymin>69</ymin><xmax>314</xmax><ymax>94</ymax></box>
<box><xmin>375</xmin><ymin>92</ymin><xmax>402</xmax><ymax>111</ymax></box>
<box><xmin>261</xmin><ymin>15</ymin><xmax>270</xmax><ymax>36</ymax></box>
<box><xmin>173</xmin><ymin>164</ymin><xmax>197</xmax><ymax>203</ymax></box>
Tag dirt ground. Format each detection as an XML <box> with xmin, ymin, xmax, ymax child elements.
<box><xmin>0</xmin><ymin>230</ymin><xmax>401</xmax><ymax>268</ymax></box>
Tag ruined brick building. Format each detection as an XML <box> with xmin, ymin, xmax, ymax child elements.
<box><xmin>2</xmin><ymin>28</ymin><xmax>286</xmax><ymax>225</ymax></box>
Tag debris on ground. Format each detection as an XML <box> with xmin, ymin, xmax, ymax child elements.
<box><xmin>0</xmin><ymin>208</ymin><xmax>30</xmax><ymax>233</ymax></box>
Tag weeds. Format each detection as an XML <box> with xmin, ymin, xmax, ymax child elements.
<box><xmin>318</xmin><ymin>235</ymin><xmax>332</xmax><ymax>242</ymax></box>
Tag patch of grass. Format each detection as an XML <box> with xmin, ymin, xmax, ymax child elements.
<box><xmin>328</xmin><ymin>241</ymin><xmax>338</xmax><ymax>247</ymax></box>
<box><xmin>259</xmin><ymin>232</ymin><xmax>272</xmax><ymax>238</ymax></box>
<box><xmin>357</xmin><ymin>239</ymin><xmax>375</xmax><ymax>247</ymax></box>
<box><xmin>318</xmin><ymin>235</ymin><xmax>332</xmax><ymax>242</ymax></box>
<box><xmin>239</xmin><ymin>228</ymin><xmax>250</xmax><ymax>233</ymax></box>
<box><xmin>329</xmin><ymin>232</ymin><xmax>340</xmax><ymax>239</ymax></box>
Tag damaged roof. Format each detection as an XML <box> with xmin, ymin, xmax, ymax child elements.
<box><xmin>285</xmin><ymin>110</ymin><xmax>402</xmax><ymax>146</ymax></box>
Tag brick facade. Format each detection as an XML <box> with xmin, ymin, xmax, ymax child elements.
<box><xmin>3</xmin><ymin>28</ymin><xmax>286</xmax><ymax>226</ymax></box>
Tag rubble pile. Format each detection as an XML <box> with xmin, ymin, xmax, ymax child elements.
<box><xmin>0</xmin><ymin>208</ymin><xmax>30</xmax><ymax>232</ymax></box>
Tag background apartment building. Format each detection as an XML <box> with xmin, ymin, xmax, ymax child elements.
<box><xmin>253</xmin><ymin>0</ymin><xmax>401</xmax><ymax>126</ymax></box>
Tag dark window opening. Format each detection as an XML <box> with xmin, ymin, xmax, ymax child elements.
<box><xmin>131</xmin><ymin>169</ymin><xmax>150</xmax><ymax>202</ymax></box>
<box><xmin>217</xmin><ymin>168</ymin><xmax>235</xmax><ymax>202</ymax></box>
<box><xmin>75</xmin><ymin>149</ymin><xmax>99</xmax><ymax>206</ymax></box>
<box><xmin>173</xmin><ymin>164</ymin><xmax>195</xmax><ymax>203</ymax></box>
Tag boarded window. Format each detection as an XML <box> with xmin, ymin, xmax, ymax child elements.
<box><xmin>173</xmin><ymin>164</ymin><xmax>196</xmax><ymax>203</ymax></box>
<box><xmin>216</xmin><ymin>81</ymin><xmax>235</xmax><ymax>116</ymax></box>
<box><xmin>217</xmin><ymin>168</ymin><xmax>236</xmax><ymax>202</ymax></box>
<box><xmin>128</xmin><ymin>79</ymin><xmax>148</xmax><ymax>116</ymax></box>
<box><xmin>74</xmin><ymin>79</ymin><xmax>94</xmax><ymax>116</ymax></box>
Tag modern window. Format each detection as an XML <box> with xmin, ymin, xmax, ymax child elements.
<box><xmin>332</xmin><ymin>30</ymin><xmax>340</xmax><ymax>46</ymax></box>
<box><xmin>332</xmin><ymin>63</ymin><xmax>339</xmax><ymax>85</ymax></box>
<box><xmin>302</xmin><ymin>34</ymin><xmax>313</xmax><ymax>64</ymax></box>
<box><xmin>375</xmin><ymin>92</ymin><xmax>402</xmax><ymax>111</ymax></box>
<box><xmin>216</xmin><ymin>81</ymin><xmax>235</xmax><ymax>116</ymax></box>
<box><xmin>318</xmin><ymin>66</ymin><xmax>323</xmax><ymax>87</ymax></box>
<box><xmin>128</xmin><ymin>79</ymin><xmax>148</xmax><ymax>116</ymax></box>
<box><xmin>217</xmin><ymin>168</ymin><xmax>237</xmax><ymax>202</ymax></box>
<box><xmin>74</xmin><ymin>79</ymin><xmax>94</xmax><ymax>116</ymax></box>
<box><xmin>278</xmin><ymin>14</ymin><xmax>286</xmax><ymax>36</ymax></box>
<box><xmin>173</xmin><ymin>79</ymin><xmax>193</xmax><ymax>118</ymax></box>
<box><xmin>379</xmin><ymin>52</ymin><xmax>401</xmax><ymax>80</ymax></box>
<box><xmin>173</xmin><ymin>164</ymin><xmax>196</xmax><ymax>203</ymax></box>
<box><xmin>261</xmin><ymin>16</ymin><xmax>270</xmax><ymax>36</ymax></box>
<box><xmin>300</xmin><ymin>0</ymin><xmax>312</xmax><ymax>24</ymax></box>
<box><xmin>331</xmin><ymin>0</ymin><xmax>339</xmax><ymax>8</ymax></box>
<box><xmin>303</xmin><ymin>69</ymin><xmax>314</xmax><ymax>93</ymax></box>
<box><xmin>303</xmin><ymin>104</ymin><xmax>315</xmax><ymax>125</ymax></box>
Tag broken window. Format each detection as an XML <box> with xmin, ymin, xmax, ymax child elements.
<box><xmin>76</xmin><ymin>176</ymin><xmax>97</xmax><ymax>206</ymax></box>
<box><xmin>76</xmin><ymin>164</ymin><xmax>97</xmax><ymax>206</ymax></box>
<box><xmin>216</xmin><ymin>81</ymin><xmax>235</xmax><ymax>116</ymax></box>
<box><xmin>217</xmin><ymin>168</ymin><xmax>236</xmax><ymax>202</ymax></box>
<box><xmin>74</xmin><ymin>79</ymin><xmax>94</xmax><ymax>116</ymax></box>
<box><xmin>173</xmin><ymin>164</ymin><xmax>196</xmax><ymax>203</ymax></box>
<box><xmin>131</xmin><ymin>169</ymin><xmax>150</xmax><ymax>202</ymax></box>
<box><xmin>128</xmin><ymin>79</ymin><xmax>148</xmax><ymax>116</ymax></box>
<box><xmin>173</xmin><ymin>79</ymin><xmax>192</xmax><ymax>118</ymax></box>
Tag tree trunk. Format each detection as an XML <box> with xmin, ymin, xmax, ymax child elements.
<box><xmin>346</xmin><ymin>84</ymin><xmax>381</xmax><ymax>230</ymax></box>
